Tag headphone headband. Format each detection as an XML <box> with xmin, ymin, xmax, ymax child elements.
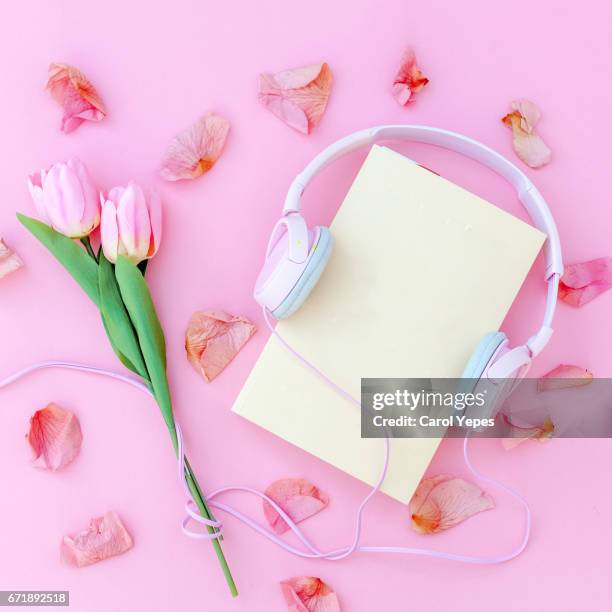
<box><xmin>283</xmin><ymin>125</ymin><xmax>563</xmax><ymax>281</ymax></box>
<box><xmin>281</xmin><ymin>124</ymin><xmax>563</xmax><ymax>357</ymax></box>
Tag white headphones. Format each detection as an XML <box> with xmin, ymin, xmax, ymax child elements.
<box><xmin>254</xmin><ymin>125</ymin><xmax>563</xmax><ymax>417</ymax></box>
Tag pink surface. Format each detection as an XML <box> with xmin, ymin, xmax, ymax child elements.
<box><xmin>1</xmin><ymin>1</ymin><xmax>611</xmax><ymax>610</ymax></box>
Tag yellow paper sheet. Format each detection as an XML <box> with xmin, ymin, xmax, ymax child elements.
<box><xmin>233</xmin><ymin>145</ymin><xmax>545</xmax><ymax>503</ymax></box>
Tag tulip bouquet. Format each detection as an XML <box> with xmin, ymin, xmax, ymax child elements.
<box><xmin>21</xmin><ymin>158</ymin><xmax>238</xmax><ymax>596</ymax></box>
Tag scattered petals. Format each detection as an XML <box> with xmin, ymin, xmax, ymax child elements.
<box><xmin>559</xmin><ymin>257</ymin><xmax>612</xmax><ymax>307</ymax></box>
<box><xmin>185</xmin><ymin>311</ymin><xmax>256</xmax><ymax>382</ymax></box>
<box><xmin>263</xmin><ymin>478</ymin><xmax>329</xmax><ymax>535</ymax></box>
<box><xmin>61</xmin><ymin>512</ymin><xmax>133</xmax><ymax>567</ymax></box>
<box><xmin>280</xmin><ymin>576</ymin><xmax>340</xmax><ymax>612</ymax></box>
<box><xmin>502</xmin><ymin>415</ymin><xmax>555</xmax><ymax>450</ymax></box>
<box><xmin>537</xmin><ymin>364</ymin><xmax>593</xmax><ymax>392</ymax></box>
<box><xmin>0</xmin><ymin>239</ymin><xmax>23</xmax><ymax>280</ymax></box>
<box><xmin>46</xmin><ymin>63</ymin><xmax>106</xmax><ymax>133</ymax></box>
<box><xmin>160</xmin><ymin>113</ymin><xmax>229</xmax><ymax>181</ymax></box>
<box><xmin>502</xmin><ymin>99</ymin><xmax>551</xmax><ymax>168</ymax></box>
<box><xmin>392</xmin><ymin>47</ymin><xmax>429</xmax><ymax>106</ymax></box>
<box><xmin>27</xmin><ymin>403</ymin><xmax>82</xmax><ymax>471</ymax></box>
<box><xmin>409</xmin><ymin>474</ymin><xmax>494</xmax><ymax>534</ymax></box>
<box><xmin>259</xmin><ymin>63</ymin><xmax>332</xmax><ymax>134</ymax></box>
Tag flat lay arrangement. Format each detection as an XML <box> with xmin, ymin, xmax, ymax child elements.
<box><xmin>1</xmin><ymin>2</ymin><xmax>611</xmax><ymax>611</ymax></box>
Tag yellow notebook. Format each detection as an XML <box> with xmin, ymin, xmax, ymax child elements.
<box><xmin>233</xmin><ymin>145</ymin><xmax>545</xmax><ymax>503</ymax></box>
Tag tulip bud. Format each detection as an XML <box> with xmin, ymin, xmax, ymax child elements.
<box><xmin>100</xmin><ymin>182</ymin><xmax>162</xmax><ymax>265</ymax></box>
<box><xmin>27</xmin><ymin>158</ymin><xmax>100</xmax><ymax>239</ymax></box>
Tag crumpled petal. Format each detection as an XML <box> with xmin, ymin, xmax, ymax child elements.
<box><xmin>280</xmin><ymin>576</ymin><xmax>340</xmax><ymax>612</ymax></box>
<box><xmin>537</xmin><ymin>364</ymin><xmax>593</xmax><ymax>392</ymax></box>
<box><xmin>185</xmin><ymin>310</ymin><xmax>256</xmax><ymax>382</ymax></box>
<box><xmin>559</xmin><ymin>257</ymin><xmax>612</xmax><ymax>307</ymax></box>
<box><xmin>263</xmin><ymin>478</ymin><xmax>329</xmax><ymax>535</ymax></box>
<box><xmin>61</xmin><ymin>512</ymin><xmax>133</xmax><ymax>567</ymax></box>
<box><xmin>512</xmin><ymin>99</ymin><xmax>541</xmax><ymax>133</ymax></box>
<box><xmin>259</xmin><ymin>63</ymin><xmax>332</xmax><ymax>134</ymax></box>
<box><xmin>0</xmin><ymin>238</ymin><xmax>23</xmax><ymax>280</ymax></box>
<box><xmin>502</xmin><ymin>99</ymin><xmax>551</xmax><ymax>168</ymax></box>
<box><xmin>160</xmin><ymin>113</ymin><xmax>229</xmax><ymax>181</ymax></box>
<box><xmin>46</xmin><ymin>63</ymin><xmax>106</xmax><ymax>133</ymax></box>
<box><xmin>502</xmin><ymin>415</ymin><xmax>555</xmax><ymax>450</ymax></box>
<box><xmin>27</xmin><ymin>403</ymin><xmax>82</xmax><ymax>471</ymax></box>
<box><xmin>392</xmin><ymin>47</ymin><xmax>429</xmax><ymax>106</ymax></box>
<box><xmin>409</xmin><ymin>474</ymin><xmax>494</xmax><ymax>534</ymax></box>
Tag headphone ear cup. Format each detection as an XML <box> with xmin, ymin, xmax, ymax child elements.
<box><xmin>462</xmin><ymin>333</ymin><xmax>533</xmax><ymax>428</ymax></box>
<box><xmin>461</xmin><ymin>331</ymin><xmax>508</xmax><ymax>427</ymax></box>
<box><xmin>254</xmin><ymin>224</ymin><xmax>333</xmax><ymax>318</ymax></box>
<box><xmin>461</xmin><ymin>331</ymin><xmax>508</xmax><ymax>380</ymax></box>
<box><xmin>272</xmin><ymin>227</ymin><xmax>333</xmax><ymax>318</ymax></box>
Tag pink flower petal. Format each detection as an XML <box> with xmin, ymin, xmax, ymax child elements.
<box><xmin>280</xmin><ymin>577</ymin><xmax>340</xmax><ymax>612</ymax></box>
<box><xmin>512</xmin><ymin>99</ymin><xmax>541</xmax><ymax>133</ymax></box>
<box><xmin>502</xmin><ymin>415</ymin><xmax>555</xmax><ymax>450</ymax></box>
<box><xmin>61</xmin><ymin>511</ymin><xmax>133</xmax><ymax>567</ymax></box>
<box><xmin>160</xmin><ymin>113</ymin><xmax>230</xmax><ymax>181</ymax></box>
<box><xmin>559</xmin><ymin>257</ymin><xmax>612</xmax><ymax>306</ymax></box>
<box><xmin>392</xmin><ymin>47</ymin><xmax>429</xmax><ymax>106</ymax></box>
<box><xmin>100</xmin><ymin>199</ymin><xmax>120</xmax><ymax>263</ymax></box>
<box><xmin>502</xmin><ymin>99</ymin><xmax>551</xmax><ymax>168</ymax></box>
<box><xmin>146</xmin><ymin>190</ymin><xmax>162</xmax><ymax>258</ymax></box>
<box><xmin>259</xmin><ymin>63</ymin><xmax>332</xmax><ymax>134</ymax></box>
<box><xmin>116</xmin><ymin>182</ymin><xmax>151</xmax><ymax>261</ymax></box>
<box><xmin>0</xmin><ymin>238</ymin><xmax>23</xmax><ymax>280</ymax></box>
<box><xmin>409</xmin><ymin>474</ymin><xmax>494</xmax><ymax>534</ymax></box>
<box><xmin>263</xmin><ymin>478</ymin><xmax>329</xmax><ymax>535</ymax></box>
<box><xmin>185</xmin><ymin>311</ymin><xmax>256</xmax><ymax>382</ymax></box>
<box><xmin>46</xmin><ymin>63</ymin><xmax>106</xmax><ymax>133</ymax></box>
<box><xmin>27</xmin><ymin>403</ymin><xmax>82</xmax><ymax>471</ymax></box>
<box><xmin>27</xmin><ymin>172</ymin><xmax>49</xmax><ymax>223</ymax></box>
<box><xmin>537</xmin><ymin>364</ymin><xmax>594</xmax><ymax>392</ymax></box>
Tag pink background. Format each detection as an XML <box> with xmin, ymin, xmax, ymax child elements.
<box><xmin>1</xmin><ymin>1</ymin><xmax>611</xmax><ymax>610</ymax></box>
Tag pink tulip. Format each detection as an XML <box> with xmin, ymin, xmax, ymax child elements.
<box><xmin>100</xmin><ymin>182</ymin><xmax>162</xmax><ymax>264</ymax></box>
<box><xmin>27</xmin><ymin>158</ymin><xmax>100</xmax><ymax>239</ymax></box>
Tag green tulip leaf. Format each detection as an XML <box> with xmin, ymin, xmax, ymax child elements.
<box><xmin>114</xmin><ymin>256</ymin><xmax>175</xmax><ymax>443</ymax></box>
<box><xmin>101</xmin><ymin>317</ymin><xmax>140</xmax><ymax>375</ymax></box>
<box><xmin>98</xmin><ymin>252</ymin><xmax>149</xmax><ymax>380</ymax></box>
<box><xmin>17</xmin><ymin>213</ymin><xmax>100</xmax><ymax>307</ymax></box>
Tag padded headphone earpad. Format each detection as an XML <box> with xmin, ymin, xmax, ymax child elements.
<box><xmin>272</xmin><ymin>227</ymin><xmax>333</xmax><ymax>318</ymax></box>
<box><xmin>460</xmin><ymin>331</ymin><xmax>510</xmax><ymax>426</ymax></box>
<box><xmin>461</xmin><ymin>331</ymin><xmax>508</xmax><ymax>380</ymax></box>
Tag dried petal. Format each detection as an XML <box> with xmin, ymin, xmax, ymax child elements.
<box><xmin>160</xmin><ymin>113</ymin><xmax>229</xmax><ymax>181</ymax></box>
<box><xmin>263</xmin><ymin>478</ymin><xmax>329</xmax><ymax>535</ymax></box>
<box><xmin>46</xmin><ymin>63</ymin><xmax>106</xmax><ymax>133</ymax></box>
<box><xmin>61</xmin><ymin>512</ymin><xmax>133</xmax><ymax>567</ymax></box>
<box><xmin>280</xmin><ymin>576</ymin><xmax>340</xmax><ymax>612</ymax></box>
<box><xmin>537</xmin><ymin>364</ymin><xmax>593</xmax><ymax>392</ymax></box>
<box><xmin>392</xmin><ymin>47</ymin><xmax>429</xmax><ymax>106</ymax></box>
<box><xmin>409</xmin><ymin>474</ymin><xmax>494</xmax><ymax>534</ymax></box>
<box><xmin>502</xmin><ymin>100</ymin><xmax>551</xmax><ymax>168</ymax></box>
<box><xmin>185</xmin><ymin>310</ymin><xmax>256</xmax><ymax>382</ymax></box>
<box><xmin>259</xmin><ymin>63</ymin><xmax>332</xmax><ymax>134</ymax></box>
<box><xmin>27</xmin><ymin>403</ymin><xmax>82</xmax><ymax>471</ymax></box>
<box><xmin>0</xmin><ymin>239</ymin><xmax>23</xmax><ymax>279</ymax></box>
<box><xmin>512</xmin><ymin>99</ymin><xmax>541</xmax><ymax>133</ymax></box>
<box><xmin>502</xmin><ymin>416</ymin><xmax>555</xmax><ymax>450</ymax></box>
<box><xmin>559</xmin><ymin>257</ymin><xmax>612</xmax><ymax>307</ymax></box>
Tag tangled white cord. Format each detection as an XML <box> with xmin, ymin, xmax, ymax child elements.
<box><xmin>1</xmin><ymin>320</ymin><xmax>531</xmax><ymax>564</ymax></box>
